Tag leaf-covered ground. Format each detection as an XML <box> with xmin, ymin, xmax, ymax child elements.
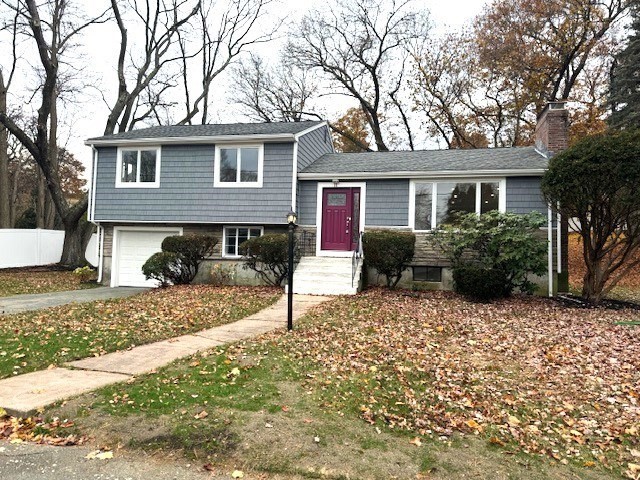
<box><xmin>64</xmin><ymin>289</ymin><xmax>640</xmax><ymax>479</ymax></box>
<box><xmin>0</xmin><ymin>285</ymin><xmax>280</xmax><ymax>379</ymax></box>
<box><xmin>0</xmin><ymin>266</ymin><xmax>98</xmax><ymax>297</ymax></box>
<box><xmin>569</xmin><ymin>233</ymin><xmax>640</xmax><ymax>303</ymax></box>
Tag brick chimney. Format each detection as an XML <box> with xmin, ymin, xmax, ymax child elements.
<box><xmin>535</xmin><ymin>101</ymin><xmax>569</xmax><ymax>157</ymax></box>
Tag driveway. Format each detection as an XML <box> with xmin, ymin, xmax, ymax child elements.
<box><xmin>0</xmin><ymin>287</ymin><xmax>147</xmax><ymax>315</ymax></box>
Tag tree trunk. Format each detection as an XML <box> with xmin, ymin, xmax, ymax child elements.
<box><xmin>45</xmin><ymin>87</ymin><xmax>59</xmax><ymax>229</ymax></box>
<box><xmin>0</xmin><ymin>71</ymin><xmax>9</xmax><ymax>228</ymax></box>
<box><xmin>36</xmin><ymin>170</ymin><xmax>46</xmax><ymax>228</ymax></box>
<box><xmin>59</xmin><ymin>217</ymin><xmax>93</xmax><ymax>267</ymax></box>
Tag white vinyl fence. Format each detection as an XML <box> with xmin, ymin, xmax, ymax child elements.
<box><xmin>0</xmin><ymin>229</ymin><xmax>97</xmax><ymax>269</ymax></box>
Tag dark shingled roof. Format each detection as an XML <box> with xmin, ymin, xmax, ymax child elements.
<box><xmin>301</xmin><ymin>146</ymin><xmax>547</xmax><ymax>175</ymax></box>
<box><xmin>87</xmin><ymin>121</ymin><xmax>324</xmax><ymax>142</ymax></box>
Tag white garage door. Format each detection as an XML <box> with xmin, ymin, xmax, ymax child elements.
<box><xmin>116</xmin><ymin>229</ymin><xmax>181</xmax><ymax>287</ymax></box>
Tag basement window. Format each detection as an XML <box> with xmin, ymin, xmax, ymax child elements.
<box><xmin>413</xmin><ymin>266</ymin><xmax>442</xmax><ymax>283</ymax></box>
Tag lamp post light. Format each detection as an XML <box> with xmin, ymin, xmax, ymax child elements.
<box><xmin>286</xmin><ymin>208</ymin><xmax>297</xmax><ymax>331</ymax></box>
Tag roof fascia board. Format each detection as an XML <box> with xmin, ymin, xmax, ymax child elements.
<box><xmin>85</xmin><ymin>133</ymin><xmax>296</xmax><ymax>146</ymax></box>
<box><xmin>298</xmin><ymin>169</ymin><xmax>546</xmax><ymax>180</ymax></box>
<box><xmin>293</xmin><ymin>121</ymin><xmax>329</xmax><ymax>139</ymax></box>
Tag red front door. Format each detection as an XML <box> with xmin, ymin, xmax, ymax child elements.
<box><xmin>321</xmin><ymin>187</ymin><xmax>360</xmax><ymax>251</ymax></box>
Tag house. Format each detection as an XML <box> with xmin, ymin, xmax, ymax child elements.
<box><xmin>86</xmin><ymin>102</ymin><xmax>568</xmax><ymax>295</ymax></box>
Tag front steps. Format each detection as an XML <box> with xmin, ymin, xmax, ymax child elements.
<box><xmin>291</xmin><ymin>256</ymin><xmax>363</xmax><ymax>295</ymax></box>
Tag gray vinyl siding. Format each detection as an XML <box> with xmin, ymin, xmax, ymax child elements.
<box><xmin>297</xmin><ymin>125</ymin><xmax>333</xmax><ymax>171</ymax></box>
<box><xmin>298</xmin><ymin>180</ymin><xmax>318</xmax><ymax>225</ymax></box>
<box><xmin>365</xmin><ymin>179</ymin><xmax>410</xmax><ymax>226</ymax></box>
<box><xmin>93</xmin><ymin>143</ymin><xmax>294</xmax><ymax>223</ymax></box>
<box><xmin>297</xmin><ymin>179</ymin><xmax>409</xmax><ymax>227</ymax></box>
<box><xmin>506</xmin><ymin>176</ymin><xmax>547</xmax><ymax>215</ymax></box>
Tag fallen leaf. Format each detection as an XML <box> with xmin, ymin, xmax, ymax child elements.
<box><xmin>410</xmin><ymin>437</ymin><xmax>422</xmax><ymax>447</ymax></box>
<box><xmin>231</xmin><ymin>470</ymin><xmax>244</xmax><ymax>478</ymax></box>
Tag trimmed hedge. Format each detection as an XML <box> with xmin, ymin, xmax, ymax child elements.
<box><xmin>452</xmin><ymin>265</ymin><xmax>509</xmax><ymax>302</ymax></box>
<box><xmin>142</xmin><ymin>251</ymin><xmax>183</xmax><ymax>287</ymax></box>
<box><xmin>142</xmin><ymin>234</ymin><xmax>218</xmax><ymax>286</ymax></box>
<box><xmin>363</xmin><ymin>231</ymin><xmax>416</xmax><ymax>288</ymax></box>
<box><xmin>240</xmin><ymin>233</ymin><xmax>299</xmax><ymax>286</ymax></box>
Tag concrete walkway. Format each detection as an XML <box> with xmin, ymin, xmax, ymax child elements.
<box><xmin>0</xmin><ymin>294</ymin><xmax>329</xmax><ymax>417</ymax></box>
<box><xmin>0</xmin><ymin>287</ymin><xmax>147</xmax><ymax>315</ymax></box>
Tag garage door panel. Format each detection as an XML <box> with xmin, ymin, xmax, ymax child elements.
<box><xmin>116</xmin><ymin>230</ymin><xmax>181</xmax><ymax>287</ymax></box>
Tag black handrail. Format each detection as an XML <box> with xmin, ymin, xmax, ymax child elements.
<box><xmin>352</xmin><ymin>231</ymin><xmax>363</xmax><ymax>288</ymax></box>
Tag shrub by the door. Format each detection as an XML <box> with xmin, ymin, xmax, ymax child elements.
<box><xmin>240</xmin><ymin>233</ymin><xmax>299</xmax><ymax>286</ymax></box>
<box><xmin>363</xmin><ymin>231</ymin><xmax>416</xmax><ymax>288</ymax></box>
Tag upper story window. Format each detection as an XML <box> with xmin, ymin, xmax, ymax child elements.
<box><xmin>410</xmin><ymin>179</ymin><xmax>505</xmax><ymax>231</ymax></box>
<box><xmin>116</xmin><ymin>147</ymin><xmax>161</xmax><ymax>188</ymax></box>
<box><xmin>214</xmin><ymin>145</ymin><xmax>263</xmax><ymax>188</ymax></box>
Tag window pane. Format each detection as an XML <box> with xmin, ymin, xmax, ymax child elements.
<box><xmin>140</xmin><ymin>150</ymin><xmax>156</xmax><ymax>182</ymax></box>
<box><xmin>220</xmin><ymin>148</ymin><xmax>238</xmax><ymax>182</ymax></box>
<box><xmin>240</xmin><ymin>148</ymin><xmax>259</xmax><ymax>182</ymax></box>
<box><xmin>414</xmin><ymin>183</ymin><xmax>433</xmax><ymax>230</ymax></box>
<box><xmin>121</xmin><ymin>150</ymin><xmax>137</xmax><ymax>183</ymax></box>
<box><xmin>413</xmin><ymin>266</ymin><xmax>442</xmax><ymax>283</ymax></box>
<box><xmin>436</xmin><ymin>182</ymin><xmax>476</xmax><ymax>226</ymax></box>
<box><xmin>327</xmin><ymin>193</ymin><xmax>347</xmax><ymax>206</ymax></box>
<box><xmin>481</xmin><ymin>182</ymin><xmax>500</xmax><ymax>214</ymax></box>
<box><xmin>237</xmin><ymin>228</ymin><xmax>249</xmax><ymax>248</ymax></box>
<box><xmin>249</xmin><ymin>228</ymin><xmax>262</xmax><ymax>238</ymax></box>
<box><xmin>225</xmin><ymin>229</ymin><xmax>238</xmax><ymax>255</ymax></box>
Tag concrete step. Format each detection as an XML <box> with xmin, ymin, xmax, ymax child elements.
<box><xmin>292</xmin><ymin>255</ymin><xmax>363</xmax><ymax>296</ymax></box>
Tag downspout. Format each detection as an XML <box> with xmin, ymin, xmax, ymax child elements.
<box><xmin>97</xmin><ymin>225</ymin><xmax>104</xmax><ymax>284</ymax></box>
<box><xmin>548</xmin><ymin>205</ymin><xmax>553</xmax><ymax>297</ymax></box>
<box><xmin>556</xmin><ymin>205</ymin><xmax>562</xmax><ymax>276</ymax></box>
<box><xmin>90</xmin><ymin>145</ymin><xmax>105</xmax><ymax>284</ymax></box>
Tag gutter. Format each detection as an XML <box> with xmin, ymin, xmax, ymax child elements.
<box><xmin>84</xmin><ymin>133</ymin><xmax>296</xmax><ymax>147</ymax></box>
<box><xmin>298</xmin><ymin>168</ymin><xmax>547</xmax><ymax>180</ymax></box>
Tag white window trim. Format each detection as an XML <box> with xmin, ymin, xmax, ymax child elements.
<box><xmin>222</xmin><ymin>226</ymin><xmax>264</xmax><ymax>258</ymax></box>
<box><xmin>214</xmin><ymin>144</ymin><xmax>264</xmax><ymax>188</ymax></box>
<box><xmin>115</xmin><ymin>146</ymin><xmax>161</xmax><ymax>188</ymax></box>
<box><xmin>409</xmin><ymin>178</ymin><xmax>506</xmax><ymax>232</ymax></box>
<box><xmin>110</xmin><ymin>226</ymin><xmax>183</xmax><ymax>287</ymax></box>
<box><xmin>315</xmin><ymin>182</ymin><xmax>367</xmax><ymax>257</ymax></box>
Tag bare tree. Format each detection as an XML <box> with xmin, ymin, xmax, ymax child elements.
<box><xmin>0</xmin><ymin>0</ymin><xmax>109</xmax><ymax>265</ymax></box>
<box><xmin>0</xmin><ymin>5</ymin><xmax>18</xmax><ymax>228</ymax></box>
<box><xmin>177</xmin><ymin>0</ymin><xmax>280</xmax><ymax>125</ymax></box>
<box><xmin>288</xmin><ymin>0</ymin><xmax>429</xmax><ymax>151</ymax></box>
<box><xmin>105</xmin><ymin>0</ymin><xmax>201</xmax><ymax>135</ymax></box>
<box><xmin>230</xmin><ymin>54</ymin><xmax>318</xmax><ymax>122</ymax></box>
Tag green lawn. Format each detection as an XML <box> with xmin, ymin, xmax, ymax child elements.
<box><xmin>0</xmin><ymin>267</ymin><xmax>98</xmax><ymax>297</ymax></box>
<box><xmin>0</xmin><ymin>285</ymin><xmax>280</xmax><ymax>379</ymax></box>
<box><xmin>44</xmin><ymin>289</ymin><xmax>640</xmax><ymax>479</ymax></box>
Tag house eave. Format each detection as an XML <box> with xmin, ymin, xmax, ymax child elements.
<box><xmin>84</xmin><ymin>133</ymin><xmax>296</xmax><ymax>146</ymax></box>
<box><xmin>297</xmin><ymin>168</ymin><xmax>547</xmax><ymax>180</ymax></box>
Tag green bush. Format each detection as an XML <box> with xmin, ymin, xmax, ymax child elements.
<box><xmin>73</xmin><ymin>265</ymin><xmax>96</xmax><ymax>283</ymax></box>
<box><xmin>142</xmin><ymin>234</ymin><xmax>218</xmax><ymax>286</ymax></box>
<box><xmin>431</xmin><ymin>211</ymin><xmax>547</xmax><ymax>299</ymax></box>
<box><xmin>142</xmin><ymin>252</ymin><xmax>183</xmax><ymax>287</ymax></box>
<box><xmin>240</xmin><ymin>233</ymin><xmax>299</xmax><ymax>286</ymax></box>
<box><xmin>363</xmin><ymin>231</ymin><xmax>416</xmax><ymax>288</ymax></box>
<box><xmin>452</xmin><ymin>265</ymin><xmax>509</xmax><ymax>302</ymax></box>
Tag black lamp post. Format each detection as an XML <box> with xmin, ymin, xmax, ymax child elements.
<box><xmin>286</xmin><ymin>208</ymin><xmax>297</xmax><ymax>331</ymax></box>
